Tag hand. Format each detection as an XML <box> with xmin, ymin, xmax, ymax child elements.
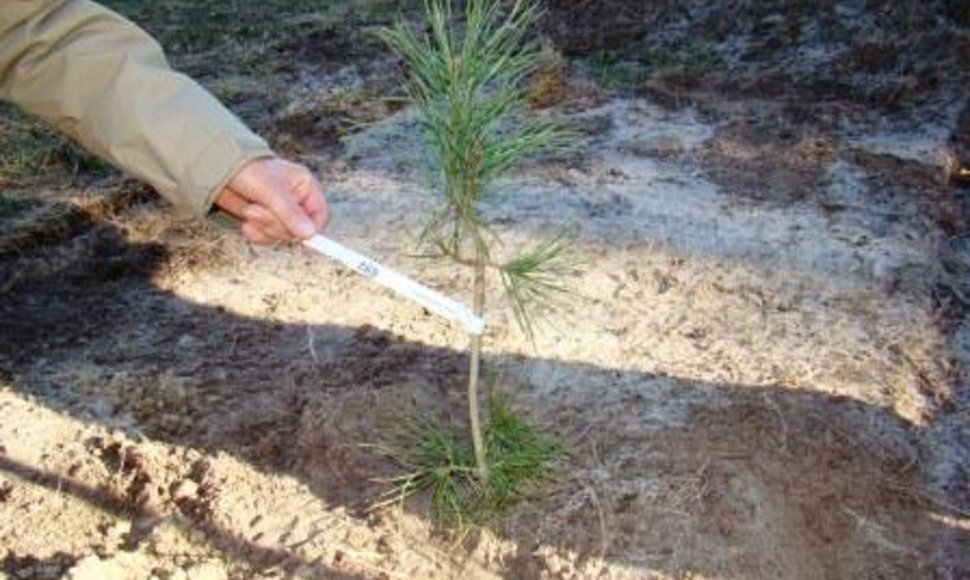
<box><xmin>215</xmin><ymin>157</ymin><xmax>330</xmax><ymax>244</ymax></box>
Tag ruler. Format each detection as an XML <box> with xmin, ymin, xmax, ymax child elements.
<box><xmin>304</xmin><ymin>235</ymin><xmax>485</xmax><ymax>335</ymax></box>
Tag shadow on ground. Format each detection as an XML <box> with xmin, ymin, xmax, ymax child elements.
<box><xmin>0</xmin><ymin>214</ymin><xmax>967</xmax><ymax>578</ymax></box>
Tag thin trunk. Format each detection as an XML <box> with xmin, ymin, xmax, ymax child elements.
<box><xmin>467</xmin><ymin>242</ymin><xmax>488</xmax><ymax>480</ymax></box>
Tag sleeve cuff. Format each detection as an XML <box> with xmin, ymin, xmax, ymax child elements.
<box><xmin>178</xmin><ymin>131</ymin><xmax>275</xmax><ymax>218</ymax></box>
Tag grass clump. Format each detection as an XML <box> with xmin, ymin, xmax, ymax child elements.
<box><xmin>374</xmin><ymin>394</ymin><xmax>562</xmax><ymax>529</ymax></box>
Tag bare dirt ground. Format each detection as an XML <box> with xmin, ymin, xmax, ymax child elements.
<box><xmin>2</xmin><ymin>2</ymin><xmax>969</xmax><ymax>579</ymax></box>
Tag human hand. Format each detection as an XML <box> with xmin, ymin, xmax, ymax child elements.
<box><xmin>215</xmin><ymin>157</ymin><xmax>330</xmax><ymax>244</ymax></box>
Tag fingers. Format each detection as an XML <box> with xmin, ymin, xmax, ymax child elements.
<box><xmin>298</xmin><ymin>172</ymin><xmax>331</xmax><ymax>231</ymax></box>
<box><xmin>241</xmin><ymin>204</ymin><xmax>289</xmax><ymax>239</ymax></box>
<box><xmin>215</xmin><ymin>186</ymin><xmax>286</xmax><ymax>244</ymax></box>
<box><xmin>258</xmin><ymin>182</ymin><xmax>317</xmax><ymax>239</ymax></box>
<box><xmin>241</xmin><ymin>222</ymin><xmax>276</xmax><ymax>245</ymax></box>
<box><xmin>303</xmin><ymin>186</ymin><xmax>330</xmax><ymax>231</ymax></box>
<box><xmin>214</xmin><ymin>188</ymin><xmax>251</xmax><ymax>220</ymax></box>
<box><xmin>227</xmin><ymin>158</ymin><xmax>326</xmax><ymax>240</ymax></box>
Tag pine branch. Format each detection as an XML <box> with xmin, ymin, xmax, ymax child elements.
<box><xmin>499</xmin><ymin>229</ymin><xmax>580</xmax><ymax>342</ymax></box>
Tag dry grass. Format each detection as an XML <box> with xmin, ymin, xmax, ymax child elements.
<box><xmin>0</xmin><ymin>109</ymin><xmax>109</xmax><ymax>188</ymax></box>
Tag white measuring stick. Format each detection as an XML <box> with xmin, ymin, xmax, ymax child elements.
<box><xmin>303</xmin><ymin>234</ymin><xmax>485</xmax><ymax>335</ymax></box>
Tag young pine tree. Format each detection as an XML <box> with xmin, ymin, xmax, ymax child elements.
<box><xmin>381</xmin><ymin>0</ymin><xmax>576</xmax><ymax>484</ymax></box>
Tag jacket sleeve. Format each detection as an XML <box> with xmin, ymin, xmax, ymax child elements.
<box><xmin>0</xmin><ymin>0</ymin><xmax>275</xmax><ymax>216</ymax></box>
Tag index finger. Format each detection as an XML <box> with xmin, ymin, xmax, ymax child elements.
<box><xmin>300</xmin><ymin>175</ymin><xmax>330</xmax><ymax>231</ymax></box>
<box><xmin>259</xmin><ymin>184</ymin><xmax>317</xmax><ymax>239</ymax></box>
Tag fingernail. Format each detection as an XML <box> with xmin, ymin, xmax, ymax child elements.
<box><xmin>296</xmin><ymin>217</ymin><xmax>316</xmax><ymax>238</ymax></box>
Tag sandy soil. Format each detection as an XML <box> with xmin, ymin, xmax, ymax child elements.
<box><xmin>3</xmin><ymin>3</ymin><xmax>970</xmax><ymax>579</ymax></box>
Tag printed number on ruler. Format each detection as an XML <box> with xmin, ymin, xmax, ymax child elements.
<box><xmin>356</xmin><ymin>261</ymin><xmax>379</xmax><ymax>279</ymax></box>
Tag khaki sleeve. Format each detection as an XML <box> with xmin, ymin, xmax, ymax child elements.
<box><xmin>0</xmin><ymin>0</ymin><xmax>275</xmax><ymax>216</ymax></box>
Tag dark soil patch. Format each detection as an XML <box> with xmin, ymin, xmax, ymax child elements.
<box><xmin>542</xmin><ymin>0</ymin><xmax>969</xmax><ymax>110</ymax></box>
<box><xmin>698</xmin><ymin>116</ymin><xmax>837</xmax><ymax>205</ymax></box>
<box><xmin>272</xmin><ymin>110</ymin><xmax>348</xmax><ymax>158</ymax></box>
<box><xmin>506</xmin><ymin>393</ymin><xmax>937</xmax><ymax>579</ymax></box>
<box><xmin>0</xmin><ymin>223</ymin><xmax>166</xmax><ymax>364</ymax></box>
<box><xmin>849</xmin><ymin>150</ymin><xmax>965</xmax><ymax>234</ymax></box>
<box><xmin>273</xmin><ymin>25</ymin><xmax>388</xmax><ymax>71</ymax></box>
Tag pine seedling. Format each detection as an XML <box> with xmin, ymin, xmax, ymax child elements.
<box><xmin>380</xmin><ymin>0</ymin><xmax>578</xmax><ymax>495</ymax></box>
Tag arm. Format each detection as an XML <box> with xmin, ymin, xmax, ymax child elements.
<box><xmin>0</xmin><ymin>0</ymin><xmax>327</xmax><ymax>240</ymax></box>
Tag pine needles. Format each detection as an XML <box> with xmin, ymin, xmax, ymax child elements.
<box><xmin>377</xmin><ymin>0</ymin><xmax>579</xmax><ymax>523</ymax></box>
<box><xmin>372</xmin><ymin>394</ymin><xmax>563</xmax><ymax>529</ymax></box>
<box><xmin>500</xmin><ymin>228</ymin><xmax>579</xmax><ymax>343</ymax></box>
<box><xmin>380</xmin><ymin>0</ymin><xmax>577</xmax><ymax>288</ymax></box>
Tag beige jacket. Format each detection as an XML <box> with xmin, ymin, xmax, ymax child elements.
<box><xmin>0</xmin><ymin>0</ymin><xmax>274</xmax><ymax>216</ymax></box>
